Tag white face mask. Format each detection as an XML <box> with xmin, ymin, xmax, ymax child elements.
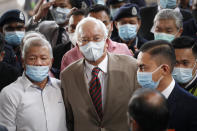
<box><xmin>50</xmin><ymin>7</ymin><xmax>70</xmax><ymax>24</ymax></box>
<box><xmin>79</xmin><ymin>40</ymin><xmax>106</xmax><ymax>62</ymax></box>
<box><xmin>68</xmin><ymin>33</ymin><xmax>77</xmax><ymax>46</ymax></box>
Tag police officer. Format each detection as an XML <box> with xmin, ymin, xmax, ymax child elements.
<box><xmin>0</xmin><ymin>9</ymin><xmax>25</xmax><ymax>74</ymax></box>
<box><xmin>106</xmin><ymin>0</ymin><xmax>129</xmax><ymax>40</ymax></box>
<box><xmin>0</xmin><ymin>33</ymin><xmax>19</xmax><ymax>91</ymax></box>
<box><xmin>113</xmin><ymin>3</ymin><xmax>147</xmax><ymax>56</ymax></box>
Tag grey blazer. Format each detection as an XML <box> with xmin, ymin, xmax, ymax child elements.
<box><xmin>26</xmin><ymin>20</ymin><xmax>69</xmax><ymax>48</ymax></box>
<box><xmin>61</xmin><ymin>53</ymin><xmax>139</xmax><ymax>131</ymax></box>
<box><xmin>38</xmin><ymin>21</ymin><xmax>69</xmax><ymax>48</ymax></box>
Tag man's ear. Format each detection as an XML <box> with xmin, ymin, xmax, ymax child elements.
<box><xmin>49</xmin><ymin>58</ymin><xmax>54</xmax><ymax>69</ymax></box>
<box><xmin>133</xmin><ymin>119</ymin><xmax>139</xmax><ymax>131</ymax></box>
<box><xmin>137</xmin><ymin>19</ymin><xmax>141</xmax><ymax>32</ymax></box>
<box><xmin>76</xmin><ymin>43</ymin><xmax>79</xmax><ymax>49</ymax></box>
<box><xmin>0</xmin><ymin>51</ymin><xmax>5</xmax><ymax>61</ymax></box>
<box><xmin>22</xmin><ymin>58</ymin><xmax>25</xmax><ymax>69</ymax></box>
<box><xmin>65</xmin><ymin>26</ymin><xmax>69</xmax><ymax>32</ymax></box>
<box><xmin>161</xmin><ymin>64</ymin><xmax>171</xmax><ymax>76</ymax></box>
<box><xmin>109</xmin><ymin>21</ymin><xmax>114</xmax><ymax>32</ymax></box>
<box><xmin>177</xmin><ymin>28</ymin><xmax>183</xmax><ymax>37</ymax></box>
<box><xmin>114</xmin><ymin>21</ymin><xmax>118</xmax><ymax>30</ymax></box>
<box><xmin>0</xmin><ymin>27</ymin><xmax>3</xmax><ymax>33</ymax></box>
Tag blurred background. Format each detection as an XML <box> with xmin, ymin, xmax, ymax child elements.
<box><xmin>0</xmin><ymin>0</ymin><xmax>158</xmax><ymax>15</ymax></box>
<box><xmin>0</xmin><ymin>0</ymin><xmax>25</xmax><ymax>13</ymax></box>
<box><xmin>0</xmin><ymin>0</ymin><xmax>193</xmax><ymax>20</ymax></box>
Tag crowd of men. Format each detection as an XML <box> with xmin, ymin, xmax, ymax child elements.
<box><xmin>0</xmin><ymin>0</ymin><xmax>196</xmax><ymax>131</ymax></box>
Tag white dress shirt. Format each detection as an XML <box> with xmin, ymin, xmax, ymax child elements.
<box><xmin>161</xmin><ymin>78</ymin><xmax>175</xmax><ymax>99</ymax></box>
<box><xmin>84</xmin><ymin>55</ymin><xmax>108</xmax><ymax>109</ymax></box>
<box><xmin>0</xmin><ymin>74</ymin><xmax>67</xmax><ymax>131</ymax></box>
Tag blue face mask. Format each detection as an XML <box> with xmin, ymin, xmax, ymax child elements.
<box><xmin>160</xmin><ymin>0</ymin><xmax>168</xmax><ymax>8</ymax></box>
<box><xmin>118</xmin><ymin>24</ymin><xmax>138</xmax><ymax>42</ymax></box>
<box><xmin>137</xmin><ymin>66</ymin><xmax>163</xmax><ymax>89</ymax></box>
<box><xmin>96</xmin><ymin>0</ymin><xmax>105</xmax><ymax>5</ymax></box>
<box><xmin>172</xmin><ymin>62</ymin><xmax>196</xmax><ymax>84</ymax></box>
<box><xmin>25</xmin><ymin>65</ymin><xmax>49</xmax><ymax>82</ymax></box>
<box><xmin>5</xmin><ymin>31</ymin><xmax>25</xmax><ymax>46</ymax></box>
<box><xmin>154</xmin><ymin>32</ymin><xmax>175</xmax><ymax>42</ymax></box>
<box><xmin>160</xmin><ymin>0</ymin><xmax>177</xmax><ymax>9</ymax></box>
<box><xmin>166</xmin><ymin>0</ymin><xmax>177</xmax><ymax>9</ymax></box>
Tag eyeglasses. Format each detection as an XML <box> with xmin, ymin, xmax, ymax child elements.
<box><xmin>78</xmin><ymin>36</ymin><xmax>106</xmax><ymax>45</ymax></box>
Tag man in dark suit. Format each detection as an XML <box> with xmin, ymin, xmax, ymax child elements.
<box><xmin>0</xmin><ymin>125</ymin><xmax>8</xmax><ymax>131</ymax></box>
<box><xmin>182</xmin><ymin>18</ymin><xmax>197</xmax><ymax>40</ymax></box>
<box><xmin>137</xmin><ymin>40</ymin><xmax>197</xmax><ymax>131</ymax></box>
<box><xmin>172</xmin><ymin>36</ymin><xmax>197</xmax><ymax>96</ymax></box>
<box><xmin>182</xmin><ymin>1</ymin><xmax>197</xmax><ymax>40</ymax></box>
<box><xmin>139</xmin><ymin>0</ymin><xmax>192</xmax><ymax>40</ymax></box>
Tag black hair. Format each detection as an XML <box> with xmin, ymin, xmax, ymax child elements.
<box><xmin>128</xmin><ymin>88</ymin><xmax>169</xmax><ymax>131</ymax></box>
<box><xmin>172</xmin><ymin>36</ymin><xmax>197</xmax><ymax>59</ymax></box>
<box><xmin>88</xmin><ymin>4</ymin><xmax>111</xmax><ymax>19</ymax></box>
<box><xmin>69</xmin><ymin>0</ymin><xmax>83</xmax><ymax>8</ymax></box>
<box><xmin>106</xmin><ymin>0</ymin><xmax>129</xmax><ymax>6</ymax></box>
<box><xmin>69</xmin><ymin>0</ymin><xmax>92</xmax><ymax>9</ymax></box>
<box><xmin>70</xmin><ymin>9</ymin><xmax>87</xmax><ymax>17</ymax></box>
<box><xmin>0</xmin><ymin>33</ymin><xmax>5</xmax><ymax>52</ymax></box>
<box><xmin>140</xmin><ymin>40</ymin><xmax>176</xmax><ymax>72</ymax></box>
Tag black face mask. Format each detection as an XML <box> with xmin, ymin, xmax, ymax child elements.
<box><xmin>192</xmin><ymin>10</ymin><xmax>197</xmax><ymax>24</ymax></box>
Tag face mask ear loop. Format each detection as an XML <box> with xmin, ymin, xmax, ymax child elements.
<box><xmin>152</xmin><ymin>65</ymin><xmax>164</xmax><ymax>82</ymax></box>
<box><xmin>192</xmin><ymin>60</ymin><xmax>197</xmax><ymax>71</ymax></box>
<box><xmin>174</xmin><ymin>28</ymin><xmax>180</xmax><ymax>37</ymax></box>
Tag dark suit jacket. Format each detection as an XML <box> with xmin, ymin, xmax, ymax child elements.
<box><xmin>167</xmin><ymin>83</ymin><xmax>197</xmax><ymax>131</ymax></box>
<box><xmin>0</xmin><ymin>62</ymin><xmax>19</xmax><ymax>91</ymax></box>
<box><xmin>139</xmin><ymin>5</ymin><xmax>193</xmax><ymax>40</ymax></box>
<box><xmin>182</xmin><ymin>18</ymin><xmax>197</xmax><ymax>40</ymax></box>
<box><xmin>0</xmin><ymin>125</ymin><xmax>8</xmax><ymax>131</ymax></box>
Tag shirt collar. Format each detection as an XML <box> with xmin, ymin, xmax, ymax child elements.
<box><xmin>22</xmin><ymin>73</ymin><xmax>55</xmax><ymax>92</ymax></box>
<box><xmin>161</xmin><ymin>78</ymin><xmax>175</xmax><ymax>99</ymax></box>
<box><xmin>85</xmin><ymin>54</ymin><xmax>108</xmax><ymax>74</ymax></box>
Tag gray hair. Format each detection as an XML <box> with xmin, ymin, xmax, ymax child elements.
<box><xmin>153</xmin><ymin>9</ymin><xmax>183</xmax><ymax>30</ymax></box>
<box><xmin>22</xmin><ymin>31</ymin><xmax>53</xmax><ymax>59</ymax></box>
<box><xmin>75</xmin><ymin>17</ymin><xmax>108</xmax><ymax>45</ymax></box>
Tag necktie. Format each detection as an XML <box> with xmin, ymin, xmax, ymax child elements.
<box><xmin>89</xmin><ymin>67</ymin><xmax>103</xmax><ymax>120</ymax></box>
<box><xmin>56</xmin><ymin>27</ymin><xmax>65</xmax><ymax>45</ymax></box>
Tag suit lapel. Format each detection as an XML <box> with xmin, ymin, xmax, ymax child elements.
<box><xmin>167</xmin><ymin>84</ymin><xmax>179</xmax><ymax>128</ymax></box>
<box><xmin>103</xmin><ymin>53</ymin><xmax>119</xmax><ymax>120</ymax></box>
<box><xmin>75</xmin><ymin>59</ymin><xmax>100</xmax><ymax>120</ymax></box>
